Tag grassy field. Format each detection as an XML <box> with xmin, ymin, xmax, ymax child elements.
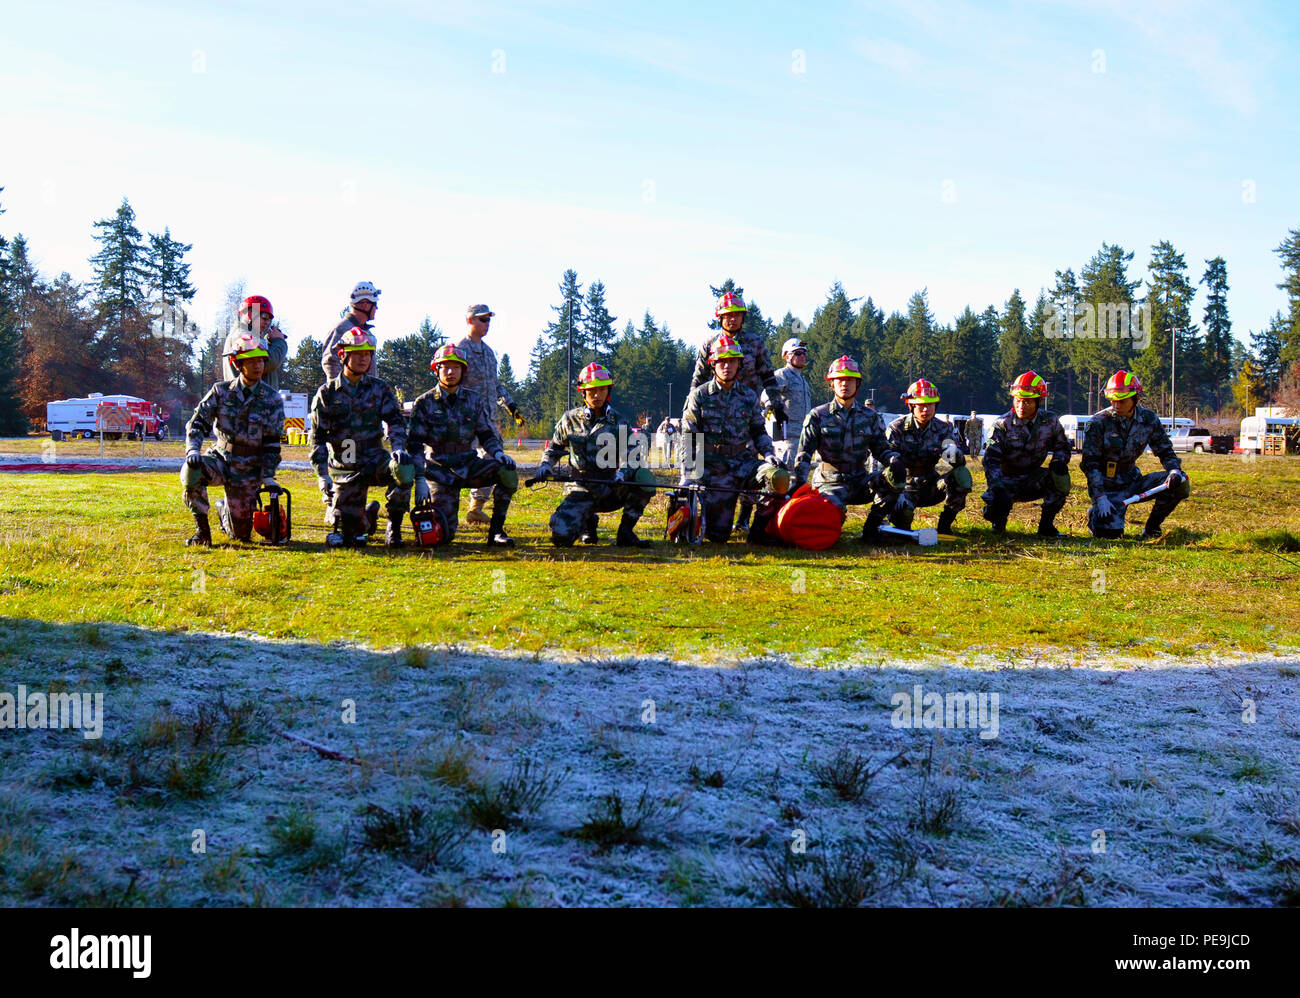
<box><xmin>2</xmin><ymin>454</ymin><xmax>1298</xmax><ymax>907</ymax></box>
<box><xmin>0</xmin><ymin>453</ymin><xmax>1297</xmax><ymax>660</ymax></box>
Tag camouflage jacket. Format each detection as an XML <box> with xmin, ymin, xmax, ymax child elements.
<box><xmin>679</xmin><ymin>379</ymin><xmax>775</xmax><ymax>478</ymax></box>
<box><xmin>1080</xmin><ymin>405</ymin><xmax>1181</xmax><ymax>497</ymax></box>
<box><xmin>221</xmin><ymin>324</ymin><xmax>289</xmax><ymax>391</ymax></box>
<box><xmin>983</xmin><ymin>409</ymin><xmax>1070</xmax><ymax>489</ymax></box>
<box><xmin>406</xmin><ymin>385</ymin><xmax>502</xmax><ymax>475</ymax></box>
<box><xmin>187</xmin><ymin>377</ymin><xmax>285</xmax><ymax>481</ymax></box>
<box><xmin>763</xmin><ymin>364</ymin><xmax>813</xmax><ymax>441</ymax></box>
<box><xmin>795</xmin><ymin>398</ymin><xmax>897</xmax><ymax>484</ymax></box>
<box><xmin>544</xmin><ymin>402</ymin><xmax>641</xmax><ymax>478</ymax></box>
<box><xmin>308</xmin><ymin>374</ymin><xmax>407</xmax><ymax>478</ymax></box>
<box><xmin>455</xmin><ymin>335</ymin><xmax>513</xmax><ymax>412</ymax></box>
<box><xmin>321</xmin><ymin>315</ymin><xmax>374</xmax><ymax>381</ymax></box>
<box><xmin>886</xmin><ymin>414</ymin><xmax>965</xmax><ymax>479</ymax></box>
<box><xmin>689</xmin><ymin>327</ymin><xmax>779</xmax><ymax>398</ymax></box>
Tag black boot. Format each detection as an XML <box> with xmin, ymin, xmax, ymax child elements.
<box><xmin>860</xmin><ymin>507</ymin><xmax>885</xmax><ymax>544</ymax></box>
<box><xmin>186</xmin><ymin>512</ymin><xmax>212</xmax><ymax>547</ymax></box>
<box><xmin>487</xmin><ymin>498</ymin><xmax>514</xmax><ymax>547</ymax></box>
<box><xmin>615</xmin><ymin>512</ymin><xmax>650</xmax><ymax>548</ymax></box>
<box><xmin>364</xmin><ymin>500</ymin><xmax>380</xmax><ymax>538</ymax></box>
<box><xmin>581</xmin><ymin>513</ymin><xmax>599</xmax><ymax>544</ymax></box>
<box><xmin>937</xmin><ymin>509</ymin><xmax>957</xmax><ymax>535</ymax></box>
<box><xmin>987</xmin><ymin>511</ymin><xmax>1007</xmax><ymax>535</ymax></box>
<box><xmin>734</xmin><ymin>498</ymin><xmax>753</xmax><ymax>534</ymax></box>
<box><xmin>1142</xmin><ymin>508</ymin><xmax>1169</xmax><ymax>540</ymax></box>
<box><xmin>386</xmin><ymin>519</ymin><xmax>404</xmax><ymax>548</ymax></box>
<box><xmin>1037</xmin><ymin>510</ymin><xmax>1061</xmax><ymax>537</ymax></box>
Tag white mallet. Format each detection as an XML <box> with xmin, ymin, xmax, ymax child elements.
<box><xmin>879</xmin><ymin>524</ymin><xmax>940</xmax><ymax>546</ymax></box>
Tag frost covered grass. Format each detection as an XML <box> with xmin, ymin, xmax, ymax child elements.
<box><xmin>0</xmin><ymin>453</ymin><xmax>1297</xmax><ymax>660</ymax></box>
<box><xmin>1</xmin><ymin>620</ymin><xmax>1298</xmax><ymax>907</ymax></box>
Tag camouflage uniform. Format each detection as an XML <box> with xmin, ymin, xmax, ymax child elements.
<box><xmin>764</xmin><ymin>363</ymin><xmax>812</xmax><ymax>466</ymax></box>
<box><xmin>321</xmin><ymin>315</ymin><xmax>374</xmax><ymax>382</ymax></box>
<box><xmin>543</xmin><ymin>401</ymin><xmax>655</xmax><ymax>543</ymax></box>
<box><xmin>183</xmin><ymin>378</ymin><xmax>285</xmax><ymax>534</ymax></box>
<box><xmin>308</xmin><ymin>374</ymin><xmax>410</xmax><ymax>536</ymax></box>
<box><xmin>795</xmin><ymin>399</ymin><xmax>903</xmax><ymax>529</ymax></box>
<box><xmin>885</xmin><ymin>414</ymin><xmax>971</xmax><ymax>528</ymax></box>
<box><xmin>965</xmin><ymin>415</ymin><xmax>984</xmax><ymax>457</ymax></box>
<box><xmin>1081</xmin><ymin>405</ymin><xmax>1188</xmax><ymax>537</ymax></box>
<box><xmin>679</xmin><ymin>379</ymin><xmax>781</xmax><ymax>542</ymax></box>
<box><xmin>981</xmin><ymin>409</ymin><xmax>1071</xmax><ymax>527</ymax></box>
<box><xmin>689</xmin><ymin>327</ymin><xmax>780</xmax><ymax>402</ymax></box>
<box><xmin>221</xmin><ymin>325</ymin><xmax>289</xmax><ymax>392</ymax></box>
<box><xmin>457</xmin><ymin>334</ymin><xmax>515</xmax><ymax>505</ymax></box>
<box><xmin>406</xmin><ymin>384</ymin><xmax>517</xmax><ymax>542</ymax></box>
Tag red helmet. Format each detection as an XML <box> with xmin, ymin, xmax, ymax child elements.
<box><xmin>710</xmin><ymin>334</ymin><xmax>744</xmax><ymax>362</ymax></box>
<box><xmin>902</xmin><ymin>379</ymin><xmax>940</xmax><ymax>405</ymax></box>
<box><xmin>1010</xmin><ymin>371</ymin><xmax>1048</xmax><ymax>399</ymax></box>
<box><xmin>429</xmin><ymin>344</ymin><xmax>468</xmax><ymax>369</ymax></box>
<box><xmin>337</xmin><ymin>329</ymin><xmax>377</xmax><ymax>357</ymax></box>
<box><xmin>1104</xmin><ymin>370</ymin><xmax>1142</xmax><ymax>400</ymax></box>
<box><xmin>577</xmin><ymin>362</ymin><xmax>613</xmax><ymax>388</ymax></box>
<box><xmin>714</xmin><ymin>292</ymin><xmax>747</xmax><ymax>318</ymax></box>
<box><xmin>238</xmin><ymin>295</ymin><xmax>273</xmax><ymax>320</ymax></box>
<box><xmin>826</xmin><ymin>356</ymin><xmax>862</xmax><ymax>381</ymax></box>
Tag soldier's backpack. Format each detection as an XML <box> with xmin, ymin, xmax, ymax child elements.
<box><xmin>775</xmin><ymin>484</ymin><xmax>844</xmax><ymax>550</ymax></box>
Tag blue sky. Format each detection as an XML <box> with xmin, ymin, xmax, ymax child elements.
<box><xmin>2</xmin><ymin>0</ymin><xmax>1297</xmax><ymax>370</ymax></box>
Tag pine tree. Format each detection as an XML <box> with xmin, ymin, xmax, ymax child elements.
<box><xmin>804</xmin><ymin>282</ymin><xmax>858</xmax><ymax>391</ymax></box>
<box><xmin>498</xmin><ymin>353</ymin><xmax>519</xmax><ymax>399</ymax></box>
<box><xmin>1232</xmin><ymin>357</ymin><xmax>1268</xmax><ymax>414</ymax></box>
<box><xmin>279</xmin><ymin>336</ymin><xmax>327</xmax><ymax>395</ymax></box>
<box><xmin>1136</xmin><ymin>240</ymin><xmax>1198</xmax><ymax>414</ymax></box>
<box><xmin>90</xmin><ymin>198</ymin><xmax>148</xmax><ymax>339</ymax></box>
<box><xmin>1251</xmin><ymin>316</ymin><xmax>1286</xmax><ymax>405</ymax></box>
<box><xmin>0</xmin><ymin>192</ymin><xmax>28</xmax><ymax>433</ymax></box>
<box><xmin>1200</xmin><ymin>257</ymin><xmax>1232</xmax><ymax>412</ymax></box>
<box><xmin>997</xmin><ymin>289</ymin><xmax>1032</xmax><ymax>388</ymax></box>
<box><xmin>6</xmin><ymin>233</ymin><xmax>39</xmax><ymax>340</ymax></box>
<box><xmin>892</xmin><ymin>289</ymin><xmax>937</xmax><ymax>385</ymax></box>
<box><xmin>582</xmin><ymin>280</ymin><xmax>617</xmax><ymax>364</ymax></box>
<box><xmin>17</xmin><ymin>273</ymin><xmax>102</xmax><ymax>423</ymax></box>
<box><xmin>1077</xmin><ymin>245</ymin><xmax>1140</xmax><ymax>412</ymax></box>
<box><xmin>146</xmin><ymin>227</ymin><xmax>197</xmax><ymax>339</ymax></box>
<box><xmin>1274</xmin><ymin>227</ymin><xmax>1300</xmax><ymax>372</ymax></box>
<box><xmin>375</xmin><ymin>317</ymin><xmax>444</xmax><ymax>402</ymax></box>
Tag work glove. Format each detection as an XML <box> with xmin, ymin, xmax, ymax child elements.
<box><xmin>507</xmin><ymin>403</ymin><xmax>526</xmax><ymax>427</ymax></box>
<box><xmin>316</xmin><ymin>473</ymin><xmax>334</xmax><ymax>497</ymax></box>
<box><xmin>263</xmin><ymin>477</ymin><xmax>280</xmax><ymax>491</ymax></box>
<box><xmin>1094</xmin><ymin>495</ymin><xmax>1116</xmax><ymax>518</ymax></box>
<box><xmin>886</xmin><ymin>455</ymin><xmax>906</xmax><ymax>488</ymax></box>
<box><xmin>185</xmin><ymin>451</ymin><xmax>203</xmax><ymax>468</ymax></box>
<box><xmin>414</xmin><ymin>477</ymin><xmax>431</xmax><ymax>504</ymax></box>
<box><xmin>894</xmin><ymin>492</ymin><xmax>915</xmax><ymax>516</ymax></box>
<box><xmin>492</xmin><ymin>451</ymin><xmax>516</xmax><ymax>469</ymax></box>
<box><xmin>536</xmin><ymin>460</ymin><xmax>553</xmax><ymax>479</ymax></box>
<box><xmin>391</xmin><ymin>449</ymin><xmax>411</xmax><ymax>465</ymax></box>
<box><xmin>1167</xmin><ymin>468</ymin><xmax>1186</xmax><ymax>486</ymax></box>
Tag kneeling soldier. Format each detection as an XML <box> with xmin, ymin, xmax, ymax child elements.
<box><xmin>886</xmin><ymin>379</ymin><xmax>971</xmax><ymax>535</ymax></box>
<box><xmin>538</xmin><ymin>363</ymin><xmax>655</xmax><ymax>548</ymax></box>
<box><xmin>1082</xmin><ymin>370</ymin><xmax>1190</xmax><ymax>539</ymax></box>
<box><xmin>182</xmin><ymin>332</ymin><xmax>285</xmax><ymax>545</ymax></box>
<box><xmin>407</xmin><ymin>344</ymin><xmax>518</xmax><ymax>547</ymax></box>
<box><xmin>794</xmin><ymin>355</ymin><xmax>907</xmax><ymax>543</ymax></box>
<box><xmin>981</xmin><ymin>371</ymin><xmax>1072</xmax><ymax>537</ymax></box>
<box><xmin>679</xmin><ymin>334</ymin><xmax>789</xmax><ymax>543</ymax></box>
<box><xmin>309</xmin><ymin>329</ymin><xmax>413</xmax><ymax>548</ymax></box>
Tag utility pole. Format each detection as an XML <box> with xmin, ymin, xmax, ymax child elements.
<box><xmin>565</xmin><ymin>294</ymin><xmax>573</xmax><ymax>413</ymax></box>
<box><xmin>668</xmin><ymin>382</ymin><xmax>673</xmax><ymax>417</ymax></box>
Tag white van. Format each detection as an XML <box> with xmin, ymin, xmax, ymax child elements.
<box><xmin>1057</xmin><ymin>415</ymin><xmax>1093</xmax><ymax>451</ymax></box>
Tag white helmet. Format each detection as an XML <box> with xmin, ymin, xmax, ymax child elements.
<box><xmin>350</xmin><ymin>281</ymin><xmax>381</xmax><ymax>305</ymax></box>
<box><xmin>781</xmin><ymin>337</ymin><xmax>807</xmax><ymax>358</ymax></box>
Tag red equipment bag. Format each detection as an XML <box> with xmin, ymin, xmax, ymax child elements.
<box><xmin>775</xmin><ymin>484</ymin><xmax>844</xmax><ymax>550</ymax></box>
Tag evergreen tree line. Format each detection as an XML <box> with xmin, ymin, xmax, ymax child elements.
<box><xmin>2</xmin><ymin>188</ymin><xmax>1298</xmax><ymax>437</ymax></box>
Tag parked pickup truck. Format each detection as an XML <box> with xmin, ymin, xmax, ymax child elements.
<box><xmin>1169</xmin><ymin>426</ymin><xmax>1232</xmax><ymax>454</ymax></box>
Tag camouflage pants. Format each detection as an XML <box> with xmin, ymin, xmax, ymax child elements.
<box><xmin>1088</xmin><ymin>470</ymin><xmax>1187</xmax><ymax>537</ymax></box>
<box><xmin>330</xmin><ymin>452</ymin><xmax>411</xmax><ymax>531</ymax></box>
<box><xmin>772</xmin><ymin>439</ymin><xmax>799</xmax><ymax>468</ymax></box>
<box><xmin>692</xmin><ymin>457</ymin><xmax>781</xmax><ymax>543</ymax></box>
<box><xmin>182</xmin><ymin>452</ymin><xmax>260</xmax><ymax>529</ymax></box>
<box><xmin>550</xmin><ymin>472</ymin><xmax>655</xmax><ymax>543</ymax></box>
<box><xmin>982</xmin><ymin>468</ymin><xmax>1067</xmax><ymax>523</ymax></box>
<box><xmin>813</xmin><ymin>468</ymin><xmax>897</xmax><ymax>513</ymax></box>
<box><xmin>423</xmin><ymin>452</ymin><xmax>517</xmax><ymax>542</ymax></box>
<box><xmin>891</xmin><ymin>471</ymin><xmax>970</xmax><ymax>528</ymax></box>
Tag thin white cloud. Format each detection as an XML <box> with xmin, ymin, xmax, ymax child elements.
<box><xmin>850</xmin><ymin>36</ymin><xmax>921</xmax><ymax>73</ymax></box>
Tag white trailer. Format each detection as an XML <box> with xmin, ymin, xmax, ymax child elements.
<box><xmin>1058</xmin><ymin>415</ymin><xmax>1094</xmax><ymax>451</ymax></box>
<box><xmin>46</xmin><ymin>395</ymin><xmax>104</xmax><ymax>439</ymax></box>
<box><xmin>1239</xmin><ymin>415</ymin><xmax>1297</xmax><ymax>453</ymax></box>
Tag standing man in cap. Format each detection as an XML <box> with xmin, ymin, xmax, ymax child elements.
<box><xmin>458</xmin><ymin>304</ymin><xmax>526</xmax><ymax>527</ymax></box>
<box><xmin>764</xmin><ymin>337</ymin><xmax>812</xmax><ymax>469</ymax></box>
<box><xmin>965</xmin><ymin>411</ymin><xmax>984</xmax><ymax>457</ymax></box>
